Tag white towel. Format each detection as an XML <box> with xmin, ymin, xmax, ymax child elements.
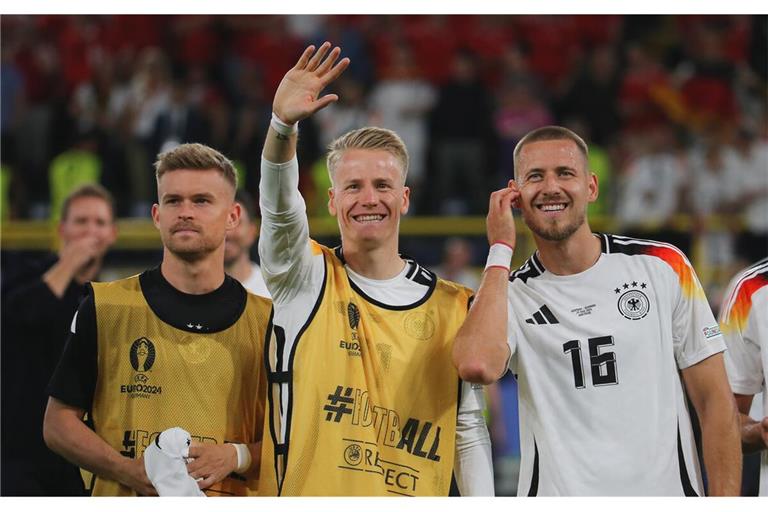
<box><xmin>144</xmin><ymin>427</ymin><xmax>206</xmax><ymax>497</ymax></box>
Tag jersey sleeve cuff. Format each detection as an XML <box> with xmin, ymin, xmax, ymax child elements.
<box><xmin>675</xmin><ymin>340</ymin><xmax>727</xmax><ymax>370</ymax></box>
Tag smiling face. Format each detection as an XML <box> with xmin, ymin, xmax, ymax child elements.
<box><xmin>152</xmin><ymin>168</ymin><xmax>239</xmax><ymax>261</ymax></box>
<box><xmin>328</xmin><ymin>148</ymin><xmax>410</xmax><ymax>250</ymax></box>
<box><xmin>516</xmin><ymin>139</ymin><xmax>598</xmax><ymax>242</ymax></box>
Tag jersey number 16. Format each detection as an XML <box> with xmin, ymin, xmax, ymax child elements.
<box><xmin>562</xmin><ymin>336</ymin><xmax>619</xmax><ymax>388</ymax></box>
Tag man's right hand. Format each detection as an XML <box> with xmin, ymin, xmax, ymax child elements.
<box><xmin>273</xmin><ymin>42</ymin><xmax>350</xmax><ymax>125</ymax></box>
<box><xmin>119</xmin><ymin>456</ymin><xmax>157</xmax><ymax>496</ymax></box>
<box><xmin>486</xmin><ymin>180</ymin><xmax>520</xmax><ymax>249</ymax></box>
<box><xmin>58</xmin><ymin>235</ymin><xmax>103</xmax><ymax>274</ymax></box>
<box><xmin>43</xmin><ymin>235</ymin><xmax>104</xmax><ymax>297</ymax></box>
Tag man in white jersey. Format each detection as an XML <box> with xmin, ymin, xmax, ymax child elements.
<box><xmin>720</xmin><ymin>257</ymin><xmax>768</xmax><ymax>495</ymax></box>
<box><xmin>224</xmin><ymin>189</ymin><xmax>270</xmax><ymax>298</ymax></box>
<box><xmin>257</xmin><ymin>43</ymin><xmax>493</xmax><ymax>496</ymax></box>
<box><xmin>453</xmin><ymin>125</ymin><xmax>741</xmax><ymax>495</ymax></box>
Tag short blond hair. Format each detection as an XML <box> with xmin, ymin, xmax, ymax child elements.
<box><xmin>61</xmin><ymin>184</ymin><xmax>115</xmax><ymax>222</ymax></box>
<box><xmin>513</xmin><ymin>126</ymin><xmax>589</xmax><ymax>177</ymax></box>
<box><xmin>154</xmin><ymin>143</ymin><xmax>237</xmax><ymax>190</ymax></box>
<box><xmin>326</xmin><ymin>127</ymin><xmax>409</xmax><ymax>184</ymax></box>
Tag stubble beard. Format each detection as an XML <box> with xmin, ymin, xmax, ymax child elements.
<box><xmin>164</xmin><ymin>234</ymin><xmax>217</xmax><ymax>262</ymax></box>
<box><xmin>524</xmin><ymin>210</ymin><xmax>586</xmax><ymax>242</ymax></box>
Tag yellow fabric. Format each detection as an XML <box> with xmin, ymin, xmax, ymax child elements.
<box><xmin>261</xmin><ymin>243</ymin><xmax>472</xmax><ymax>496</ymax></box>
<box><xmin>90</xmin><ymin>275</ymin><xmax>270</xmax><ymax>496</ymax></box>
<box><xmin>48</xmin><ymin>149</ymin><xmax>100</xmax><ymax>222</ymax></box>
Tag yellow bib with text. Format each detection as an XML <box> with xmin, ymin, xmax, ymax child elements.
<box><xmin>261</xmin><ymin>243</ymin><xmax>472</xmax><ymax>496</ymax></box>
<box><xmin>90</xmin><ymin>275</ymin><xmax>270</xmax><ymax>496</ymax></box>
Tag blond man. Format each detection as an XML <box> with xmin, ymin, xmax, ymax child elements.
<box><xmin>257</xmin><ymin>43</ymin><xmax>493</xmax><ymax>497</ymax></box>
<box><xmin>43</xmin><ymin>144</ymin><xmax>271</xmax><ymax>496</ymax></box>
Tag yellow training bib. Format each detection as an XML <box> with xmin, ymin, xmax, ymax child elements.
<box><xmin>90</xmin><ymin>275</ymin><xmax>270</xmax><ymax>496</ymax></box>
<box><xmin>261</xmin><ymin>244</ymin><xmax>472</xmax><ymax>496</ymax></box>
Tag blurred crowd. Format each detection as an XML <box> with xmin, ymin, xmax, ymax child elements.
<box><xmin>2</xmin><ymin>15</ymin><xmax>767</xmax><ymax>263</ymax></box>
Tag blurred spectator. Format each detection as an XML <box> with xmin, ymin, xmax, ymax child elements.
<box><xmin>48</xmin><ymin>131</ymin><xmax>102</xmax><ymax>222</ymax></box>
<box><xmin>309</xmin><ymin>15</ymin><xmax>373</xmax><ymax>87</ymax></box>
<box><xmin>150</xmin><ymin>77</ymin><xmax>210</xmax><ymax>158</ymax></box>
<box><xmin>730</xmin><ymin>123</ymin><xmax>768</xmax><ymax>264</ymax></box>
<box><xmin>617</xmin><ymin>126</ymin><xmax>691</xmax><ymax>254</ymax></box>
<box><xmin>559</xmin><ymin>46</ymin><xmax>621</xmax><ymax>146</ymax></box>
<box><xmin>687</xmin><ymin>128</ymin><xmax>742</xmax><ymax>275</ymax></box>
<box><xmin>496</xmin><ymin>81</ymin><xmax>554</xmax><ymax>188</ymax></box>
<box><xmin>227</xmin><ymin>61</ymin><xmax>270</xmax><ymax>193</ymax></box>
<box><xmin>369</xmin><ymin>43</ymin><xmax>436</xmax><ymax>198</ymax></box>
<box><xmin>1</xmin><ymin>184</ymin><xmax>117</xmax><ymax>496</ymax></box>
<box><xmin>69</xmin><ymin>59</ymin><xmax>131</xmax><ymax>213</ymax></box>
<box><xmin>69</xmin><ymin>59</ymin><xmax>130</xmax><ymax>137</ymax></box>
<box><xmin>0</xmin><ymin>13</ymin><xmax>765</xmax><ymax>230</ymax></box>
<box><xmin>678</xmin><ymin>21</ymin><xmax>739</xmax><ymax>131</ymax></box>
<box><xmin>123</xmin><ymin>47</ymin><xmax>171</xmax><ymax>216</ymax></box>
<box><xmin>432</xmin><ymin>237</ymin><xmax>480</xmax><ymax>291</ymax></box>
<box><xmin>315</xmin><ymin>77</ymin><xmax>369</xmax><ymax>149</ymax></box>
<box><xmin>564</xmin><ymin>118</ymin><xmax>615</xmax><ymax>219</ymax></box>
<box><xmin>515</xmin><ymin>16</ymin><xmax>581</xmax><ymax>91</ymax></box>
<box><xmin>403</xmin><ymin>15</ymin><xmax>459</xmax><ymax>84</ymax></box>
<box><xmin>428</xmin><ymin>49</ymin><xmax>495</xmax><ymax>215</ymax></box>
<box><xmin>618</xmin><ymin>44</ymin><xmax>673</xmax><ymax>132</ymax></box>
<box><xmin>13</xmin><ymin>32</ymin><xmax>65</xmax><ymax>216</ymax></box>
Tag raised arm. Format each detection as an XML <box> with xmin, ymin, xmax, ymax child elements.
<box><xmin>453</xmin><ymin>182</ymin><xmax>520</xmax><ymax>384</ymax></box>
<box><xmin>264</xmin><ymin>42</ymin><xmax>349</xmax><ymax>164</ymax></box>
<box><xmin>681</xmin><ymin>354</ymin><xmax>742</xmax><ymax>496</ymax></box>
<box><xmin>258</xmin><ymin>43</ymin><xmax>349</xmax><ymax>302</ymax></box>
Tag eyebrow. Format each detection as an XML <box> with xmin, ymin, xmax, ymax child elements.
<box><xmin>162</xmin><ymin>192</ymin><xmax>216</xmax><ymax>200</ymax></box>
<box><xmin>525</xmin><ymin>166</ymin><xmax>577</xmax><ymax>176</ymax></box>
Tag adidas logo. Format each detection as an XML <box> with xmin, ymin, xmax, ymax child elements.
<box><xmin>525</xmin><ymin>305</ymin><xmax>559</xmax><ymax>325</ymax></box>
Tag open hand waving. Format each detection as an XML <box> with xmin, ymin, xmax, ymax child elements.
<box><xmin>273</xmin><ymin>42</ymin><xmax>350</xmax><ymax>125</ymax></box>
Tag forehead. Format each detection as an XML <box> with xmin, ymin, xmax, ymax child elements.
<box><xmin>334</xmin><ymin>149</ymin><xmax>403</xmax><ymax>183</ymax></box>
<box><xmin>517</xmin><ymin>139</ymin><xmax>586</xmax><ymax>173</ymax></box>
<box><xmin>158</xmin><ymin>168</ymin><xmax>233</xmax><ymax>195</ymax></box>
<box><xmin>66</xmin><ymin>196</ymin><xmax>112</xmax><ymax>220</ymax></box>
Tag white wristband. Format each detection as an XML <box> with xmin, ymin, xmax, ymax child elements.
<box><xmin>485</xmin><ymin>242</ymin><xmax>514</xmax><ymax>272</ymax></box>
<box><xmin>231</xmin><ymin>443</ymin><xmax>252</xmax><ymax>474</ymax></box>
<box><xmin>271</xmin><ymin>112</ymin><xmax>298</xmax><ymax>136</ymax></box>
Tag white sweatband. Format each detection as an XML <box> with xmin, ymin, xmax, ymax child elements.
<box><xmin>485</xmin><ymin>242</ymin><xmax>514</xmax><ymax>272</ymax></box>
<box><xmin>231</xmin><ymin>443</ymin><xmax>252</xmax><ymax>474</ymax></box>
<box><xmin>270</xmin><ymin>112</ymin><xmax>298</xmax><ymax>136</ymax></box>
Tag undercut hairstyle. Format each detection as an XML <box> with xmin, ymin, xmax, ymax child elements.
<box><xmin>61</xmin><ymin>183</ymin><xmax>115</xmax><ymax>222</ymax></box>
<box><xmin>326</xmin><ymin>127</ymin><xmax>409</xmax><ymax>184</ymax></box>
<box><xmin>154</xmin><ymin>143</ymin><xmax>237</xmax><ymax>190</ymax></box>
<box><xmin>513</xmin><ymin>126</ymin><xmax>589</xmax><ymax>176</ymax></box>
<box><xmin>234</xmin><ymin>189</ymin><xmax>256</xmax><ymax>220</ymax></box>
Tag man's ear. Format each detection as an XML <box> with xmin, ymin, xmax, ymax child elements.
<box><xmin>151</xmin><ymin>203</ymin><xmax>160</xmax><ymax>229</ymax></box>
<box><xmin>328</xmin><ymin>187</ymin><xmax>337</xmax><ymax>217</ymax></box>
<box><xmin>400</xmin><ymin>186</ymin><xmax>410</xmax><ymax>215</ymax></box>
<box><xmin>227</xmin><ymin>201</ymin><xmax>242</xmax><ymax>231</ymax></box>
<box><xmin>587</xmin><ymin>172</ymin><xmax>599</xmax><ymax>203</ymax></box>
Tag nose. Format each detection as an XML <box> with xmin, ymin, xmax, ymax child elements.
<box><xmin>541</xmin><ymin>171</ymin><xmax>560</xmax><ymax>193</ymax></box>
<box><xmin>178</xmin><ymin>199</ymin><xmax>194</xmax><ymax>219</ymax></box>
<box><xmin>360</xmin><ymin>184</ymin><xmax>379</xmax><ymax>206</ymax></box>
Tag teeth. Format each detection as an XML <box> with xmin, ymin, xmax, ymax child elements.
<box><xmin>355</xmin><ymin>214</ymin><xmax>384</xmax><ymax>222</ymax></box>
<box><xmin>540</xmin><ymin>204</ymin><xmax>565</xmax><ymax>211</ymax></box>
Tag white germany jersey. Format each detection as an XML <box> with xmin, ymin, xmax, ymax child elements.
<box><xmin>506</xmin><ymin>234</ymin><xmax>725</xmax><ymax>496</ymax></box>
<box><xmin>720</xmin><ymin>257</ymin><xmax>768</xmax><ymax>496</ymax></box>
